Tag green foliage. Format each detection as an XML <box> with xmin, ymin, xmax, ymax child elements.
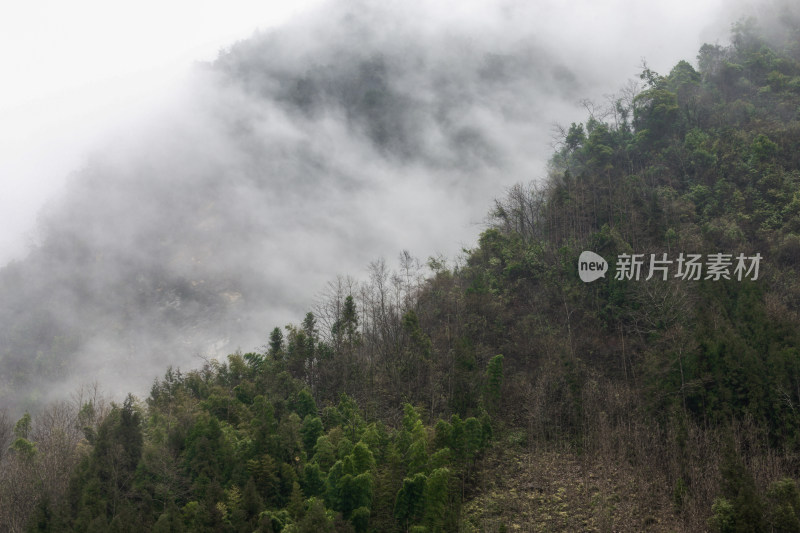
<box><xmin>423</xmin><ymin>468</ymin><xmax>451</xmax><ymax>532</ymax></box>
<box><xmin>403</xmin><ymin>310</ymin><xmax>432</xmax><ymax>360</ymax></box>
<box><xmin>313</xmin><ymin>435</ymin><xmax>337</xmax><ymax>472</ymax></box>
<box><xmin>750</xmin><ymin>133</ymin><xmax>778</xmax><ymax>163</ymax></box>
<box><xmin>14</xmin><ymin>412</ymin><xmax>31</xmax><ymax>439</ymax></box>
<box><xmin>395</xmin><ymin>473</ymin><xmax>427</xmax><ymax>529</ymax></box>
<box><xmin>293</xmin><ymin>389</ymin><xmax>317</xmax><ymax>420</ymax></box>
<box><xmin>672</xmin><ymin>477</ymin><xmax>688</xmax><ymax>511</ymax></box>
<box><xmin>633</xmin><ymin>88</ymin><xmax>680</xmax><ymax>147</ymax></box>
<box><xmin>10</xmin><ymin>437</ymin><xmax>36</xmax><ymax>461</ymax></box>
<box><xmin>716</xmin><ymin>443</ymin><xmax>765</xmax><ymax>532</ymax></box>
<box><xmin>710</xmin><ymin>497</ymin><xmax>737</xmax><ymax>533</ymax></box>
<box><xmin>152</xmin><ymin>503</ymin><xmax>184</xmax><ymax>533</ymax></box>
<box><xmin>293</xmin><ymin>497</ymin><xmax>335</xmax><ymax>533</ymax></box>
<box><xmin>350</xmin><ymin>506</ymin><xmax>370</xmax><ymax>533</ymax></box>
<box><xmin>565</xmin><ymin>123</ymin><xmax>586</xmax><ymax>150</ymax></box>
<box><xmin>332</xmin><ymin>295</ymin><xmax>361</xmax><ymax>350</ymax></box>
<box><xmin>765</xmin><ymin>478</ymin><xmax>800</xmax><ymax>532</ymax></box>
<box><xmin>484</xmin><ymin>354</ymin><xmax>504</xmax><ymax>415</ymax></box>
<box><xmin>302</xmin><ymin>462</ymin><xmax>327</xmax><ymax>498</ymax></box>
<box><xmin>301</xmin><ymin>415</ymin><xmax>324</xmax><ymax>454</ymax></box>
<box><xmin>269</xmin><ymin>327</ymin><xmax>284</xmax><ymax>358</ymax></box>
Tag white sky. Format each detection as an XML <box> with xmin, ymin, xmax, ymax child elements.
<box><xmin>0</xmin><ymin>0</ymin><xmax>326</xmax><ymax>264</ymax></box>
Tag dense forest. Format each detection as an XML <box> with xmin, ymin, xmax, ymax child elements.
<box><xmin>4</xmin><ymin>10</ymin><xmax>800</xmax><ymax>533</ymax></box>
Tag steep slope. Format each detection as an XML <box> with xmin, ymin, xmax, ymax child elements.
<box><xmin>5</xmin><ymin>5</ymin><xmax>800</xmax><ymax>533</ymax></box>
<box><xmin>0</xmin><ymin>1</ymin><xmax>589</xmax><ymax>412</ymax></box>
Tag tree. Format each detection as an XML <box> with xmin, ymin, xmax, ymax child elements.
<box><xmin>717</xmin><ymin>443</ymin><xmax>765</xmax><ymax>532</ymax></box>
<box><xmin>423</xmin><ymin>468</ymin><xmax>451</xmax><ymax>533</ymax></box>
<box><xmin>313</xmin><ymin>435</ymin><xmax>337</xmax><ymax>472</ymax></box>
<box><xmin>68</xmin><ymin>394</ymin><xmax>144</xmax><ymax>525</ymax></box>
<box><xmin>0</xmin><ymin>408</ymin><xmax>12</xmax><ymax>462</ymax></box>
<box><xmin>13</xmin><ymin>412</ymin><xmax>31</xmax><ymax>440</ymax></box>
<box><xmin>302</xmin><ymin>462</ymin><xmax>327</xmax><ymax>498</ymax></box>
<box><xmin>484</xmin><ymin>354</ymin><xmax>504</xmax><ymax>415</ymax></box>
<box><xmin>764</xmin><ymin>478</ymin><xmax>800</xmax><ymax>532</ymax></box>
<box><xmin>302</xmin><ymin>416</ymin><xmax>325</xmax><ymax>454</ymax></box>
<box><xmin>395</xmin><ymin>473</ymin><xmax>426</xmax><ymax>531</ymax></box>
<box><xmin>294</xmin><ymin>497</ymin><xmax>335</xmax><ymax>533</ymax></box>
<box><xmin>269</xmin><ymin>327</ymin><xmax>285</xmax><ymax>359</ymax></box>
<box><xmin>336</xmin><ymin>295</ymin><xmax>361</xmax><ymax>349</ymax></box>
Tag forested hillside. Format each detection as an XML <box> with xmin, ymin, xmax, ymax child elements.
<box><xmin>0</xmin><ymin>0</ymin><xmax>578</xmax><ymax>414</ymax></box>
<box><xmin>4</xmin><ymin>10</ymin><xmax>800</xmax><ymax>533</ymax></box>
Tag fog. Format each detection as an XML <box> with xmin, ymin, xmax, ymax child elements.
<box><xmin>0</xmin><ymin>0</ymin><xmax>770</xmax><ymax>411</ymax></box>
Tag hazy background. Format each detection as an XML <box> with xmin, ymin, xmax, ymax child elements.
<box><xmin>0</xmin><ymin>0</ymin><xmax>772</xmax><ymax>410</ymax></box>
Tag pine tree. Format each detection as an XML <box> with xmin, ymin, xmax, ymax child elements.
<box><xmin>269</xmin><ymin>327</ymin><xmax>285</xmax><ymax>359</ymax></box>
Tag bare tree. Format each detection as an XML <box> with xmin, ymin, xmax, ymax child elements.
<box><xmin>0</xmin><ymin>408</ymin><xmax>12</xmax><ymax>463</ymax></box>
<box><xmin>490</xmin><ymin>181</ymin><xmax>548</xmax><ymax>244</ymax></box>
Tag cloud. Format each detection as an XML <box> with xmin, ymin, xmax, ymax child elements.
<box><xmin>0</xmin><ymin>0</ymin><xmax>752</xmax><ymax>411</ymax></box>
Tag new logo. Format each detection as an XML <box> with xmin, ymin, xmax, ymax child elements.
<box><xmin>578</xmin><ymin>251</ymin><xmax>608</xmax><ymax>283</ymax></box>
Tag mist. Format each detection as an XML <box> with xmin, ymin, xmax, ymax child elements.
<box><xmin>0</xmin><ymin>0</ymin><xmax>761</xmax><ymax>411</ymax></box>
